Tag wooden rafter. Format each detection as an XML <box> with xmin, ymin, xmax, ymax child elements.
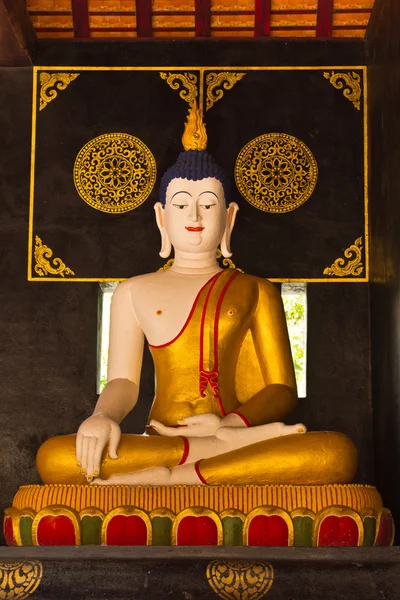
<box><xmin>0</xmin><ymin>0</ymin><xmax>36</xmax><ymax>65</ymax></box>
<box><xmin>316</xmin><ymin>0</ymin><xmax>334</xmax><ymax>37</ymax></box>
<box><xmin>71</xmin><ymin>0</ymin><xmax>90</xmax><ymax>38</ymax></box>
<box><xmin>255</xmin><ymin>0</ymin><xmax>271</xmax><ymax>37</ymax></box>
<box><xmin>136</xmin><ymin>0</ymin><xmax>152</xmax><ymax>37</ymax></box>
<box><xmin>195</xmin><ymin>0</ymin><xmax>211</xmax><ymax>37</ymax></box>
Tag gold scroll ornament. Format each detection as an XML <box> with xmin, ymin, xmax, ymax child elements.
<box><xmin>39</xmin><ymin>72</ymin><xmax>80</xmax><ymax>111</ymax></box>
<box><xmin>206</xmin><ymin>72</ymin><xmax>246</xmax><ymax>111</ymax></box>
<box><xmin>323</xmin><ymin>237</ymin><xmax>364</xmax><ymax>277</ymax></box>
<box><xmin>206</xmin><ymin>561</ymin><xmax>274</xmax><ymax>600</ymax></box>
<box><xmin>159</xmin><ymin>72</ymin><xmax>198</xmax><ymax>106</ymax></box>
<box><xmin>74</xmin><ymin>133</ymin><xmax>156</xmax><ymax>214</ymax></box>
<box><xmin>235</xmin><ymin>133</ymin><xmax>318</xmax><ymax>213</ymax></box>
<box><xmin>0</xmin><ymin>561</ymin><xmax>43</xmax><ymax>600</ymax></box>
<box><xmin>323</xmin><ymin>71</ymin><xmax>362</xmax><ymax>110</ymax></box>
<box><xmin>34</xmin><ymin>236</ymin><xmax>75</xmax><ymax>277</ymax></box>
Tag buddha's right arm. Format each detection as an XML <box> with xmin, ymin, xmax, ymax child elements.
<box><xmin>91</xmin><ymin>280</ymin><xmax>144</xmax><ymax>424</ymax></box>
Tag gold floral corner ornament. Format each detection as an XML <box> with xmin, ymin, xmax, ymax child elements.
<box><xmin>34</xmin><ymin>236</ymin><xmax>75</xmax><ymax>278</ymax></box>
<box><xmin>206</xmin><ymin>72</ymin><xmax>246</xmax><ymax>111</ymax></box>
<box><xmin>159</xmin><ymin>72</ymin><xmax>198</xmax><ymax>106</ymax></box>
<box><xmin>235</xmin><ymin>133</ymin><xmax>318</xmax><ymax>213</ymax></box>
<box><xmin>206</xmin><ymin>561</ymin><xmax>274</xmax><ymax>600</ymax></box>
<box><xmin>0</xmin><ymin>560</ymin><xmax>43</xmax><ymax>600</ymax></box>
<box><xmin>323</xmin><ymin>237</ymin><xmax>364</xmax><ymax>277</ymax></box>
<box><xmin>323</xmin><ymin>71</ymin><xmax>362</xmax><ymax>110</ymax></box>
<box><xmin>39</xmin><ymin>72</ymin><xmax>80</xmax><ymax>111</ymax></box>
<box><xmin>73</xmin><ymin>133</ymin><xmax>157</xmax><ymax>213</ymax></box>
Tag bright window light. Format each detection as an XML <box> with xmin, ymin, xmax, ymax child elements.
<box><xmin>281</xmin><ymin>283</ymin><xmax>307</xmax><ymax>399</ymax></box>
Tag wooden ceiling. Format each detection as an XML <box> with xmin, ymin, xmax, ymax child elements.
<box><xmin>26</xmin><ymin>0</ymin><xmax>375</xmax><ymax>40</ymax></box>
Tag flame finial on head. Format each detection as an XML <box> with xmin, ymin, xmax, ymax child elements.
<box><xmin>182</xmin><ymin>100</ymin><xmax>207</xmax><ymax>151</ymax></box>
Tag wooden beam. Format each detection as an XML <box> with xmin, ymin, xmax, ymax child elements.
<box><xmin>71</xmin><ymin>0</ymin><xmax>90</xmax><ymax>38</ymax></box>
<box><xmin>316</xmin><ymin>0</ymin><xmax>334</xmax><ymax>37</ymax></box>
<box><xmin>0</xmin><ymin>0</ymin><xmax>36</xmax><ymax>66</ymax></box>
<box><xmin>136</xmin><ymin>0</ymin><xmax>152</xmax><ymax>37</ymax></box>
<box><xmin>254</xmin><ymin>0</ymin><xmax>271</xmax><ymax>37</ymax></box>
<box><xmin>195</xmin><ymin>0</ymin><xmax>211</xmax><ymax>37</ymax></box>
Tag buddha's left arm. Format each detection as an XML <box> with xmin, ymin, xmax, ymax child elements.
<box><xmin>230</xmin><ymin>279</ymin><xmax>298</xmax><ymax>426</ymax></box>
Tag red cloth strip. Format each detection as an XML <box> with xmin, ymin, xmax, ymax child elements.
<box><xmin>178</xmin><ymin>437</ymin><xmax>190</xmax><ymax>465</ymax></box>
<box><xmin>195</xmin><ymin>0</ymin><xmax>211</xmax><ymax>37</ymax></box>
<box><xmin>71</xmin><ymin>0</ymin><xmax>90</xmax><ymax>38</ymax></box>
<box><xmin>194</xmin><ymin>460</ymin><xmax>208</xmax><ymax>485</ymax></box>
<box><xmin>136</xmin><ymin>0</ymin><xmax>152</xmax><ymax>37</ymax></box>
<box><xmin>316</xmin><ymin>0</ymin><xmax>334</xmax><ymax>38</ymax></box>
<box><xmin>229</xmin><ymin>412</ymin><xmax>250</xmax><ymax>427</ymax></box>
<box><xmin>255</xmin><ymin>0</ymin><xmax>271</xmax><ymax>37</ymax></box>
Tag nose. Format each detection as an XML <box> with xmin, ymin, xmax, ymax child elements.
<box><xmin>187</xmin><ymin>201</ymin><xmax>199</xmax><ymax>222</ymax></box>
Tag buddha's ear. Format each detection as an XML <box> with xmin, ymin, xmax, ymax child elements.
<box><xmin>154</xmin><ymin>202</ymin><xmax>172</xmax><ymax>258</ymax></box>
<box><xmin>221</xmin><ymin>202</ymin><xmax>239</xmax><ymax>258</ymax></box>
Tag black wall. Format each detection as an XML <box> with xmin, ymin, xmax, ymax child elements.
<box><xmin>0</xmin><ymin>40</ymin><xmax>374</xmax><ymax>545</ymax></box>
<box><xmin>367</xmin><ymin>0</ymin><xmax>400</xmax><ymax>544</ymax></box>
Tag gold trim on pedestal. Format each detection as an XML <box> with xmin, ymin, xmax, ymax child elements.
<box><xmin>206</xmin><ymin>72</ymin><xmax>246</xmax><ymax>110</ymax></box>
<box><xmin>0</xmin><ymin>561</ymin><xmax>43</xmax><ymax>600</ymax></box>
<box><xmin>323</xmin><ymin>237</ymin><xmax>363</xmax><ymax>277</ymax></box>
<box><xmin>34</xmin><ymin>236</ymin><xmax>75</xmax><ymax>278</ymax></box>
<box><xmin>39</xmin><ymin>72</ymin><xmax>80</xmax><ymax>111</ymax></box>
<box><xmin>323</xmin><ymin>71</ymin><xmax>362</xmax><ymax>110</ymax></box>
<box><xmin>159</xmin><ymin>72</ymin><xmax>198</xmax><ymax>106</ymax></box>
<box><xmin>206</xmin><ymin>560</ymin><xmax>274</xmax><ymax>600</ymax></box>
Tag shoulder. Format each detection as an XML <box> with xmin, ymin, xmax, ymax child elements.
<box><xmin>235</xmin><ymin>272</ymin><xmax>280</xmax><ymax>300</ymax></box>
<box><xmin>114</xmin><ymin>272</ymin><xmax>162</xmax><ymax>296</ymax></box>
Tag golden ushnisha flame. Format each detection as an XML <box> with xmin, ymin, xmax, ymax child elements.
<box><xmin>181</xmin><ymin>101</ymin><xmax>207</xmax><ymax>151</ymax></box>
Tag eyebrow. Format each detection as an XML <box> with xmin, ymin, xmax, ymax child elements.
<box><xmin>171</xmin><ymin>191</ymin><xmax>192</xmax><ymax>202</ymax></box>
<box><xmin>199</xmin><ymin>191</ymin><xmax>219</xmax><ymax>200</ymax></box>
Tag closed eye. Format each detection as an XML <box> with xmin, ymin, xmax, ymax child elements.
<box><xmin>200</xmin><ymin>204</ymin><xmax>216</xmax><ymax>210</ymax></box>
<box><xmin>172</xmin><ymin>204</ymin><xmax>188</xmax><ymax>209</ymax></box>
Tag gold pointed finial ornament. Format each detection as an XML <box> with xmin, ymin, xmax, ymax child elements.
<box><xmin>181</xmin><ymin>100</ymin><xmax>208</xmax><ymax>151</ymax></box>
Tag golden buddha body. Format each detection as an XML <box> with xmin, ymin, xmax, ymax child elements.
<box><xmin>36</xmin><ymin>106</ymin><xmax>358</xmax><ymax>488</ymax></box>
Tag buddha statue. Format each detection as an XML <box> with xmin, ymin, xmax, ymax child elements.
<box><xmin>36</xmin><ymin>104</ymin><xmax>358</xmax><ymax>488</ymax></box>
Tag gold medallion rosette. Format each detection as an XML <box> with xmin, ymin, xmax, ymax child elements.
<box><xmin>235</xmin><ymin>133</ymin><xmax>318</xmax><ymax>213</ymax></box>
<box><xmin>73</xmin><ymin>133</ymin><xmax>156</xmax><ymax>214</ymax></box>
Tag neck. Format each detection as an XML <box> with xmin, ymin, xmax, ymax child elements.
<box><xmin>170</xmin><ymin>249</ymin><xmax>222</xmax><ymax>275</ymax></box>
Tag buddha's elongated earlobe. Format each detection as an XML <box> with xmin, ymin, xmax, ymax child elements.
<box><xmin>221</xmin><ymin>202</ymin><xmax>239</xmax><ymax>258</ymax></box>
<box><xmin>154</xmin><ymin>202</ymin><xmax>172</xmax><ymax>258</ymax></box>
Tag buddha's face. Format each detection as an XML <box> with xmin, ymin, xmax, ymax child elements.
<box><xmin>162</xmin><ymin>177</ymin><xmax>228</xmax><ymax>253</ymax></box>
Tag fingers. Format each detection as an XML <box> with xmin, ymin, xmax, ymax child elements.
<box><xmin>149</xmin><ymin>420</ymin><xmax>181</xmax><ymax>437</ymax></box>
<box><xmin>76</xmin><ymin>433</ymin><xmax>83</xmax><ymax>466</ymax></box>
<box><xmin>93</xmin><ymin>438</ymin><xmax>106</xmax><ymax>477</ymax></box>
<box><xmin>86</xmin><ymin>437</ymin><xmax>98</xmax><ymax>481</ymax></box>
<box><xmin>108</xmin><ymin>422</ymin><xmax>121</xmax><ymax>459</ymax></box>
<box><xmin>81</xmin><ymin>436</ymin><xmax>90</xmax><ymax>473</ymax></box>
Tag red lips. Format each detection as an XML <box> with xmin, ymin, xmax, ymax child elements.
<box><xmin>185</xmin><ymin>226</ymin><xmax>204</xmax><ymax>232</ymax></box>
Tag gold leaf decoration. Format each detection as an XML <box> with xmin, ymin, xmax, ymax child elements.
<box><xmin>158</xmin><ymin>250</ymin><xmax>242</xmax><ymax>272</ymax></box>
<box><xmin>39</xmin><ymin>72</ymin><xmax>80</xmax><ymax>111</ymax></box>
<box><xmin>34</xmin><ymin>236</ymin><xmax>75</xmax><ymax>278</ymax></box>
<box><xmin>0</xmin><ymin>560</ymin><xmax>43</xmax><ymax>600</ymax></box>
<box><xmin>323</xmin><ymin>71</ymin><xmax>362</xmax><ymax>110</ymax></box>
<box><xmin>73</xmin><ymin>133</ymin><xmax>156</xmax><ymax>214</ymax></box>
<box><xmin>323</xmin><ymin>237</ymin><xmax>364</xmax><ymax>277</ymax></box>
<box><xmin>206</xmin><ymin>561</ymin><xmax>274</xmax><ymax>600</ymax></box>
<box><xmin>206</xmin><ymin>72</ymin><xmax>246</xmax><ymax>111</ymax></box>
<box><xmin>159</xmin><ymin>72</ymin><xmax>198</xmax><ymax>106</ymax></box>
<box><xmin>235</xmin><ymin>133</ymin><xmax>318</xmax><ymax>213</ymax></box>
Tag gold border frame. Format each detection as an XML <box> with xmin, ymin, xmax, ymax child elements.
<box><xmin>28</xmin><ymin>65</ymin><xmax>368</xmax><ymax>283</ymax></box>
<box><xmin>243</xmin><ymin>506</ymin><xmax>294</xmax><ymax>546</ymax></box>
<box><xmin>31</xmin><ymin>505</ymin><xmax>81</xmax><ymax>546</ymax></box>
<box><xmin>312</xmin><ymin>505</ymin><xmax>364</xmax><ymax>547</ymax></box>
<box><xmin>101</xmin><ymin>506</ymin><xmax>152</xmax><ymax>545</ymax></box>
<box><xmin>171</xmin><ymin>507</ymin><xmax>223</xmax><ymax>546</ymax></box>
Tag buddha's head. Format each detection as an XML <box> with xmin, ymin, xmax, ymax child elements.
<box><xmin>155</xmin><ymin>103</ymin><xmax>238</xmax><ymax>258</ymax></box>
